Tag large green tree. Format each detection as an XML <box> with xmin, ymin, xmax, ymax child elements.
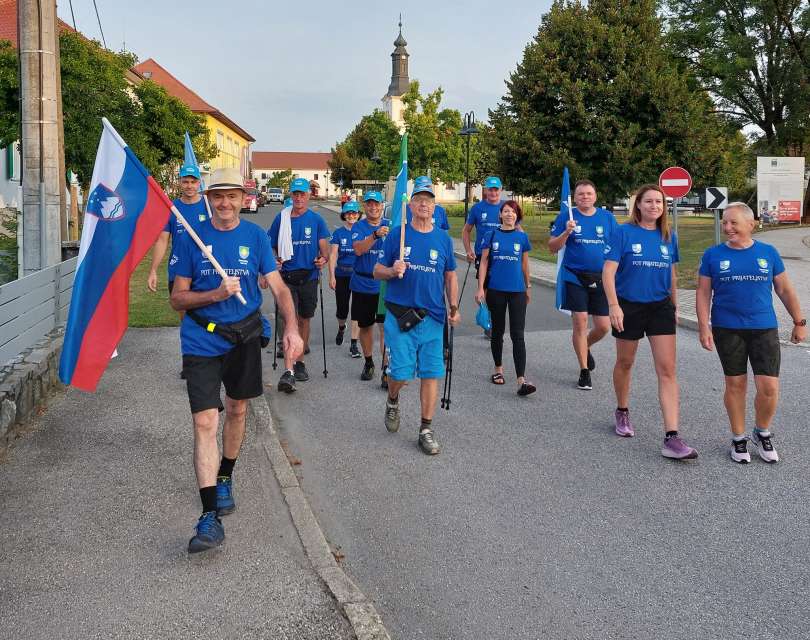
<box><xmin>488</xmin><ymin>0</ymin><xmax>740</xmax><ymax>203</ymax></box>
<box><xmin>266</xmin><ymin>168</ymin><xmax>293</xmax><ymax>191</ymax></box>
<box><xmin>328</xmin><ymin>110</ymin><xmax>400</xmax><ymax>188</ymax></box>
<box><xmin>666</xmin><ymin>0</ymin><xmax>810</xmax><ymax>155</ymax></box>
<box><xmin>0</xmin><ymin>41</ymin><xmax>17</xmax><ymax>147</ymax></box>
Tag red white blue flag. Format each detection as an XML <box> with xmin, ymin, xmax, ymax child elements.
<box><xmin>59</xmin><ymin>118</ymin><xmax>173</xmax><ymax>391</ymax></box>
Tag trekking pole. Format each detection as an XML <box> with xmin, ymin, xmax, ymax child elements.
<box><xmin>441</xmin><ymin>320</ymin><xmax>450</xmax><ymax>406</ymax></box>
<box><xmin>272</xmin><ymin>301</ymin><xmax>279</xmax><ymax>370</ymax></box>
<box><xmin>442</xmin><ymin>326</ymin><xmax>455</xmax><ymax>410</ymax></box>
<box><xmin>458</xmin><ymin>261</ymin><xmax>472</xmax><ymax>309</ymax></box>
<box><xmin>319</xmin><ymin>271</ymin><xmax>328</xmax><ymax>378</ymax></box>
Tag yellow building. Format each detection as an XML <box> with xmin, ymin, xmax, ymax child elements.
<box><xmin>133</xmin><ymin>58</ymin><xmax>255</xmax><ymax>179</ymax></box>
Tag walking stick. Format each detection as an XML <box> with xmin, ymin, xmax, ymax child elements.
<box><xmin>319</xmin><ymin>271</ymin><xmax>328</xmax><ymax>378</ymax></box>
<box><xmin>272</xmin><ymin>301</ymin><xmax>279</xmax><ymax>370</ymax></box>
<box><xmin>458</xmin><ymin>260</ymin><xmax>472</xmax><ymax>308</ymax></box>
<box><xmin>441</xmin><ymin>325</ymin><xmax>455</xmax><ymax>410</ymax></box>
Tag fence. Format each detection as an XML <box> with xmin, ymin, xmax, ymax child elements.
<box><xmin>0</xmin><ymin>257</ymin><xmax>77</xmax><ymax>366</ymax></box>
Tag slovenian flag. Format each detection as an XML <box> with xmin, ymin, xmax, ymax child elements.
<box><xmin>59</xmin><ymin>118</ymin><xmax>173</xmax><ymax>391</ymax></box>
<box><xmin>377</xmin><ymin>132</ymin><xmax>408</xmax><ymax>314</ymax></box>
<box><xmin>555</xmin><ymin>166</ymin><xmax>572</xmax><ymax>315</ymax></box>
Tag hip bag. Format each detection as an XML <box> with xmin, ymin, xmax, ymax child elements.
<box><xmin>281</xmin><ymin>268</ymin><xmax>313</xmax><ymax>287</ymax></box>
<box><xmin>187</xmin><ymin>309</ymin><xmax>264</xmax><ymax>345</ymax></box>
<box><xmin>385</xmin><ymin>301</ymin><xmax>427</xmax><ymax>333</ymax></box>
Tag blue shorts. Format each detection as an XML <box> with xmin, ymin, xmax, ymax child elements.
<box><xmin>384</xmin><ymin>313</ymin><xmax>445</xmax><ymax>381</ymax></box>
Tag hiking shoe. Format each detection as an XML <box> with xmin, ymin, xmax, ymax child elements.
<box><xmin>418</xmin><ymin>429</ymin><xmax>441</xmax><ymax>455</ymax></box>
<box><xmin>385</xmin><ymin>399</ymin><xmax>400</xmax><ymax>433</ymax></box>
<box><xmin>216</xmin><ymin>475</ymin><xmax>236</xmax><ymax>516</ymax></box>
<box><xmin>188</xmin><ymin>511</ymin><xmax>224</xmax><ymax>554</ymax></box>
<box><xmin>293</xmin><ymin>361</ymin><xmax>309</xmax><ymax>382</ymax></box>
<box><xmin>614</xmin><ymin>409</ymin><xmax>634</xmax><ymax>437</ymax></box>
<box><xmin>731</xmin><ymin>438</ymin><xmax>751</xmax><ymax>464</ymax></box>
<box><xmin>661</xmin><ymin>434</ymin><xmax>698</xmax><ymax>460</ymax></box>
<box><xmin>577</xmin><ymin>369</ymin><xmax>592</xmax><ymax>390</ymax></box>
<box><xmin>335</xmin><ymin>326</ymin><xmax>345</xmax><ymax>346</ymax></box>
<box><xmin>587</xmin><ymin>350</ymin><xmax>595</xmax><ymax>371</ymax></box>
<box><xmin>278</xmin><ymin>370</ymin><xmax>296</xmax><ymax>393</ymax></box>
<box><xmin>751</xmin><ymin>430</ymin><xmax>779</xmax><ymax>463</ymax></box>
<box><xmin>349</xmin><ymin>343</ymin><xmax>361</xmax><ymax>358</ymax></box>
<box><xmin>380</xmin><ymin>371</ymin><xmax>389</xmax><ymax>390</ymax></box>
<box><xmin>361</xmin><ymin>361</ymin><xmax>375</xmax><ymax>381</ymax></box>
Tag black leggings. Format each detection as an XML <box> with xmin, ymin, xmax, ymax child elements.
<box><xmin>486</xmin><ymin>288</ymin><xmax>528</xmax><ymax>378</ymax></box>
<box><xmin>335</xmin><ymin>275</ymin><xmax>351</xmax><ymax>321</ymax></box>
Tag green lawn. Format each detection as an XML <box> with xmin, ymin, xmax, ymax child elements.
<box><xmin>129</xmin><ymin>251</ymin><xmax>181</xmax><ymax>328</ymax></box>
<box><xmin>446</xmin><ymin>213</ymin><xmax>718</xmax><ymax>290</ymax></box>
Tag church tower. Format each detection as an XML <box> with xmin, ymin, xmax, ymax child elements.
<box><xmin>382</xmin><ymin>17</ymin><xmax>410</xmax><ymax>133</ymax></box>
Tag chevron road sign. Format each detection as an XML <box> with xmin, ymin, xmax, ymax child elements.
<box><xmin>705</xmin><ymin>187</ymin><xmax>728</xmax><ymax>210</ymax></box>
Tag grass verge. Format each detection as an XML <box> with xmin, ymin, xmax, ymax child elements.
<box><xmin>129</xmin><ymin>252</ymin><xmax>180</xmax><ymax>328</ymax></box>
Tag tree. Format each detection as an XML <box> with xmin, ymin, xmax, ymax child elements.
<box><xmin>0</xmin><ymin>40</ymin><xmax>18</xmax><ymax>147</ymax></box>
<box><xmin>666</xmin><ymin>0</ymin><xmax>810</xmax><ymax>156</ymax></box>
<box><xmin>328</xmin><ymin>110</ymin><xmax>400</xmax><ymax>188</ymax></box>
<box><xmin>266</xmin><ymin>169</ymin><xmax>293</xmax><ymax>191</ymax></box>
<box><xmin>488</xmin><ymin>0</ymin><xmax>739</xmax><ymax>203</ymax></box>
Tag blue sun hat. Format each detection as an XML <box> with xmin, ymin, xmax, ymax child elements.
<box><xmin>290</xmin><ymin>178</ymin><xmax>310</xmax><ymax>193</ymax></box>
<box><xmin>363</xmin><ymin>191</ymin><xmax>383</xmax><ymax>202</ymax></box>
<box><xmin>179</xmin><ymin>164</ymin><xmax>201</xmax><ymax>179</ymax></box>
<box><xmin>484</xmin><ymin>176</ymin><xmax>502</xmax><ymax>189</ymax></box>
<box><xmin>411</xmin><ymin>177</ymin><xmax>435</xmax><ymax>197</ymax></box>
<box><xmin>342</xmin><ymin>200</ymin><xmax>360</xmax><ymax>213</ymax></box>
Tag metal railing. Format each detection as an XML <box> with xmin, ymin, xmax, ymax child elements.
<box><xmin>0</xmin><ymin>256</ymin><xmax>76</xmax><ymax>366</ymax></box>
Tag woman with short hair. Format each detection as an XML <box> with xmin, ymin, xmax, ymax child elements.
<box><xmin>696</xmin><ymin>202</ymin><xmax>806</xmax><ymax>463</ymax></box>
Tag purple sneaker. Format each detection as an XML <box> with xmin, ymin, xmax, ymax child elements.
<box><xmin>661</xmin><ymin>434</ymin><xmax>698</xmax><ymax>460</ymax></box>
<box><xmin>614</xmin><ymin>410</ymin><xmax>634</xmax><ymax>437</ymax></box>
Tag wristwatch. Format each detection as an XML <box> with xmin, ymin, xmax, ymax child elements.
<box><xmin>794</xmin><ymin>318</ymin><xmax>807</xmax><ymax>326</ymax></box>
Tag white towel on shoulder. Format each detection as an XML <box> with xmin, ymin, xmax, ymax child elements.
<box><xmin>278</xmin><ymin>206</ymin><xmax>294</xmax><ymax>263</ymax></box>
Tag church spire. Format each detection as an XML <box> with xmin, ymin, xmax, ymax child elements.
<box><xmin>387</xmin><ymin>16</ymin><xmax>410</xmax><ymax>97</ymax></box>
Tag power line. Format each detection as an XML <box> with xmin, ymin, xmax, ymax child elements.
<box><xmin>67</xmin><ymin>0</ymin><xmax>77</xmax><ymax>31</ymax></box>
<box><xmin>91</xmin><ymin>0</ymin><xmax>107</xmax><ymax>49</ymax></box>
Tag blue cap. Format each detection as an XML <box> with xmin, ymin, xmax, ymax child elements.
<box><xmin>179</xmin><ymin>164</ymin><xmax>201</xmax><ymax>179</ymax></box>
<box><xmin>363</xmin><ymin>190</ymin><xmax>383</xmax><ymax>202</ymax></box>
<box><xmin>283</xmin><ymin>197</ymin><xmax>292</xmax><ymax>207</ymax></box>
<box><xmin>342</xmin><ymin>200</ymin><xmax>360</xmax><ymax>213</ymax></box>
<box><xmin>414</xmin><ymin>175</ymin><xmax>433</xmax><ymax>188</ymax></box>
<box><xmin>411</xmin><ymin>180</ymin><xmax>435</xmax><ymax>197</ymax></box>
<box><xmin>484</xmin><ymin>176</ymin><xmax>502</xmax><ymax>189</ymax></box>
<box><xmin>290</xmin><ymin>178</ymin><xmax>310</xmax><ymax>193</ymax></box>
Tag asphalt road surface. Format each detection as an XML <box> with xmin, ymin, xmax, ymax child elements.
<box><xmin>253</xmin><ymin>203</ymin><xmax>810</xmax><ymax>640</ymax></box>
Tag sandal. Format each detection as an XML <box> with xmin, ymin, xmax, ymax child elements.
<box><xmin>517</xmin><ymin>382</ymin><xmax>536</xmax><ymax>396</ymax></box>
<box><xmin>490</xmin><ymin>373</ymin><xmax>505</xmax><ymax>385</ymax></box>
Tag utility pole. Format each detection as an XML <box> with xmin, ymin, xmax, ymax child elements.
<box><xmin>18</xmin><ymin>0</ymin><xmax>62</xmax><ymax>275</ymax></box>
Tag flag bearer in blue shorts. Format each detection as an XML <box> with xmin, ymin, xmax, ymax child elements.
<box><xmin>374</xmin><ymin>181</ymin><xmax>461</xmax><ymax>455</ymax></box>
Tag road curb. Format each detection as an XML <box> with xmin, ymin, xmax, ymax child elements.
<box><xmin>250</xmin><ymin>396</ymin><xmax>392</xmax><ymax>640</ymax></box>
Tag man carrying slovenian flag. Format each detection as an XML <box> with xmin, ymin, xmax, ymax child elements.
<box><xmin>547</xmin><ymin>168</ymin><xmax>618</xmax><ymax>392</ymax></box>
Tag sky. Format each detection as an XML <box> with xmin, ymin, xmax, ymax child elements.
<box><xmin>60</xmin><ymin>0</ymin><xmax>552</xmax><ymax>152</ymax></box>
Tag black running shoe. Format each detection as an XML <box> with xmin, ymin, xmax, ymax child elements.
<box><xmin>293</xmin><ymin>361</ymin><xmax>309</xmax><ymax>382</ymax></box>
<box><xmin>361</xmin><ymin>361</ymin><xmax>375</xmax><ymax>381</ymax></box>
<box><xmin>577</xmin><ymin>369</ymin><xmax>592</xmax><ymax>390</ymax></box>
<box><xmin>335</xmin><ymin>326</ymin><xmax>345</xmax><ymax>346</ymax></box>
<box><xmin>349</xmin><ymin>343</ymin><xmax>361</xmax><ymax>358</ymax></box>
<box><xmin>587</xmin><ymin>350</ymin><xmax>595</xmax><ymax>371</ymax></box>
<box><xmin>278</xmin><ymin>370</ymin><xmax>296</xmax><ymax>393</ymax></box>
<box><xmin>380</xmin><ymin>372</ymin><xmax>388</xmax><ymax>390</ymax></box>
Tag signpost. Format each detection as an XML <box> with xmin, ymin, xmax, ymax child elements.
<box><xmin>659</xmin><ymin>167</ymin><xmax>692</xmax><ymax>236</ymax></box>
<box><xmin>704</xmin><ymin>187</ymin><xmax>728</xmax><ymax>245</ymax></box>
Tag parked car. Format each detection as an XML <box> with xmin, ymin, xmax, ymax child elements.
<box><xmin>241</xmin><ymin>188</ymin><xmax>259</xmax><ymax>213</ymax></box>
<box><xmin>266</xmin><ymin>187</ymin><xmax>284</xmax><ymax>203</ymax></box>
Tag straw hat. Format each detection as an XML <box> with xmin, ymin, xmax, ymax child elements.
<box><xmin>205</xmin><ymin>167</ymin><xmax>245</xmax><ymax>192</ymax></box>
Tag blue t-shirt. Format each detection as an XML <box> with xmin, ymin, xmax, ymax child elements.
<box><xmin>172</xmin><ymin>219</ymin><xmax>276</xmax><ymax>357</ymax></box>
<box><xmin>698</xmin><ymin>241</ymin><xmax>785</xmax><ymax>329</ymax></box>
<box><xmin>406</xmin><ymin>204</ymin><xmax>450</xmax><ymax>231</ymax></box>
<box><xmin>605</xmin><ymin>224</ymin><xmax>679</xmax><ymax>303</ymax></box>
<box><xmin>551</xmin><ymin>207</ymin><xmax>617</xmax><ymax>286</ymax></box>
<box><xmin>350</xmin><ymin>217</ymin><xmax>391</xmax><ymax>294</ymax></box>
<box><xmin>330</xmin><ymin>226</ymin><xmax>356</xmax><ymax>276</ymax></box>
<box><xmin>481</xmin><ymin>228</ymin><xmax>531</xmax><ymax>292</ymax></box>
<box><xmin>166</xmin><ymin>198</ymin><xmax>210</xmax><ymax>281</ymax></box>
<box><xmin>379</xmin><ymin>225</ymin><xmax>457</xmax><ymax>324</ymax></box>
<box><xmin>268</xmin><ymin>209</ymin><xmax>330</xmax><ymax>281</ymax></box>
<box><xmin>466</xmin><ymin>200</ymin><xmax>503</xmax><ymax>255</ymax></box>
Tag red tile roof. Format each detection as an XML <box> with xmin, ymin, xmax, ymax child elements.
<box><xmin>133</xmin><ymin>58</ymin><xmax>255</xmax><ymax>142</ymax></box>
<box><xmin>0</xmin><ymin>0</ymin><xmax>75</xmax><ymax>47</ymax></box>
<box><xmin>252</xmin><ymin>151</ymin><xmax>332</xmax><ymax>171</ymax></box>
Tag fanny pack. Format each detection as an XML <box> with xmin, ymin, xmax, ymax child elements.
<box><xmin>385</xmin><ymin>301</ymin><xmax>427</xmax><ymax>333</ymax></box>
<box><xmin>187</xmin><ymin>309</ymin><xmax>264</xmax><ymax>345</ymax></box>
<box><xmin>281</xmin><ymin>268</ymin><xmax>313</xmax><ymax>287</ymax></box>
<box><xmin>566</xmin><ymin>266</ymin><xmax>602</xmax><ymax>288</ymax></box>
<box><xmin>354</xmin><ymin>271</ymin><xmax>374</xmax><ymax>279</ymax></box>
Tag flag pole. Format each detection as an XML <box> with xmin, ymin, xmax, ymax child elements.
<box><xmin>567</xmin><ymin>195</ymin><xmax>573</xmax><ymax>222</ymax></box>
<box><xmin>398</xmin><ymin>194</ymin><xmax>407</xmax><ymax>278</ymax></box>
<box><xmin>170</xmin><ymin>204</ymin><xmax>247</xmax><ymax>305</ymax></box>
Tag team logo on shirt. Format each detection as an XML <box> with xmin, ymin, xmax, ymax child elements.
<box><xmin>404</xmin><ymin>246</ymin><xmax>412</xmax><ymax>257</ymax></box>
<box><xmin>198</xmin><ymin>214</ymin><xmax>207</xmax><ymax>222</ymax></box>
<box><xmin>758</xmin><ymin>258</ymin><xmax>769</xmax><ymax>272</ymax></box>
<box><xmin>201</xmin><ymin>244</ymin><xmax>212</xmax><ymax>263</ymax></box>
<box><xmin>481</xmin><ymin>213</ymin><xmax>488</xmax><ymax>220</ymax></box>
<box><xmin>239</xmin><ymin>246</ymin><xmax>250</xmax><ymax>259</ymax></box>
<box><xmin>169</xmin><ymin>254</ymin><xmax>178</xmax><ymax>266</ymax></box>
<box><xmin>341</xmin><ymin>238</ymin><xmax>347</xmax><ymax>245</ymax></box>
<box><xmin>352</xmin><ymin>232</ymin><xmax>358</xmax><ymax>239</ymax></box>
<box><xmin>632</xmin><ymin>243</ymin><xmax>642</xmax><ymax>254</ymax></box>
<box><xmin>304</xmin><ymin>226</ymin><xmax>312</xmax><ymax>238</ymax></box>
<box><xmin>513</xmin><ymin>243</ymin><xmax>521</xmax><ymax>254</ymax></box>
<box><xmin>574</xmin><ymin>225</ymin><xmax>582</xmax><ymax>234</ymax></box>
<box><xmin>429</xmin><ymin>249</ymin><xmax>439</xmax><ymax>264</ymax></box>
<box><xmin>719</xmin><ymin>260</ymin><xmax>730</xmax><ymax>271</ymax></box>
<box><xmin>595</xmin><ymin>226</ymin><xmax>604</xmax><ymax>237</ymax></box>
<box><xmin>492</xmin><ymin>242</ymin><xmax>499</xmax><ymax>251</ymax></box>
<box><xmin>660</xmin><ymin>245</ymin><xmax>669</xmax><ymax>257</ymax></box>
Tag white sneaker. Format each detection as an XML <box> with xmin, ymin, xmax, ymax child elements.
<box><xmin>751</xmin><ymin>430</ymin><xmax>779</xmax><ymax>463</ymax></box>
<box><xmin>730</xmin><ymin>437</ymin><xmax>751</xmax><ymax>464</ymax></box>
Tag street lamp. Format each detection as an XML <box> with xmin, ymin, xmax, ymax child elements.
<box><xmin>459</xmin><ymin>111</ymin><xmax>479</xmax><ymax>218</ymax></box>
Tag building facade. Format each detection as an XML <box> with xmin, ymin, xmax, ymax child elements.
<box><xmin>251</xmin><ymin>151</ymin><xmax>333</xmax><ymax>197</ymax></box>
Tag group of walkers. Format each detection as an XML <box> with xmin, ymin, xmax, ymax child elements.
<box><xmin>151</xmin><ymin>163</ymin><xmax>805</xmax><ymax>555</ymax></box>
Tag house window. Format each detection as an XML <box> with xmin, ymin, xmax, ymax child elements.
<box><xmin>262</xmin><ymin>172</ymin><xmax>267</xmax><ymax>179</ymax></box>
<box><xmin>216</xmin><ymin>131</ymin><xmax>224</xmax><ymax>150</ymax></box>
<box><xmin>314</xmin><ymin>174</ymin><xmax>318</xmax><ymax>181</ymax></box>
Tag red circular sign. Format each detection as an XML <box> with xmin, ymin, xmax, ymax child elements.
<box><xmin>658</xmin><ymin>167</ymin><xmax>692</xmax><ymax>198</ymax></box>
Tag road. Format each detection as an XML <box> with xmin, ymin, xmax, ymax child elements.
<box><xmin>253</xmin><ymin>203</ymin><xmax>810</xmax><ymax>640</ymax></box>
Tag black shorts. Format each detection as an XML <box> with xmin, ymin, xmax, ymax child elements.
<box><xmin>182</xmin><ymin>338</ymin><xmax>263</xmax><ymax>414</ymax></box>
<box><xmin>713</xmin><ymin>327</ymin><xmax>780</xmax><ymax>377</ymax></box>
<box><xmin>563</xmin><ymin>281</ymin><xmax>609</xmax><ymax>316</ymax></box>
<box><xmin>612</xmin><ymin>297</ymin><xmax>676</xmax><ymax>340</ymax></box>
<box><xmin>351</xmin><ymin>291</ymin><xmax>385</xmax><ymax>328</ymax></box>
<box><xmin>286</xmin><ymin>278</ymin><xmax>319</xmax><ymax>319</ymax></box>
<box><xmin>168</xmin><ymin>279</ymin><xmax>175</xmax><ymax>294</ymax></box>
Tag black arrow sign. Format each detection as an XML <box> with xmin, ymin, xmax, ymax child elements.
<box><xmin>706</xmin><ymin>187</ymin><xmax>727</xmax><ymax>209</ymax></box>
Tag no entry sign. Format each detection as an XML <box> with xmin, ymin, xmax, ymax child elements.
<box><xmin>659</xmin><ymin>167</ymin><xmax>692</xmax><ymax>198</ymax></box>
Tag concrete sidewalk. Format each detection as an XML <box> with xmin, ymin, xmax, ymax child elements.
<box><xmin>0</xmin><ymin>328</ymin><xmax>355</xmax><ymax>639</ymax></box>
